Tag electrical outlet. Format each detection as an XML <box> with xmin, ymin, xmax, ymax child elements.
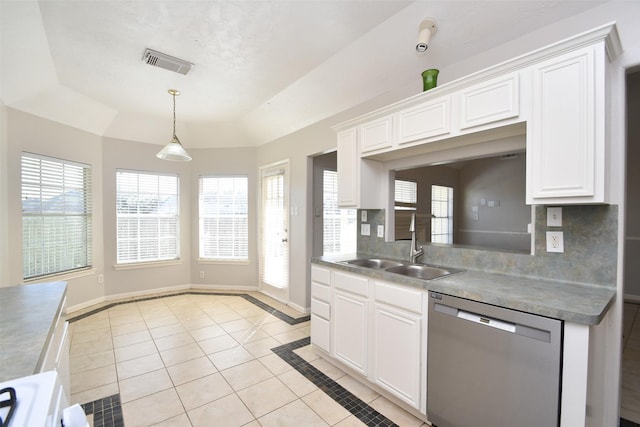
<box><xmin>361</xmin><ymin>210</ymin><xmax>367</xmax><ymax>222</ymax></box>
<box><xmin>97</xmin><ymin>274</ymin><xmax>104</xmax><ymax>284</ymax></box>
<box><xmin>546</xmin><ymin>231</ymin><xmax>564</xmax><ymax>253</ymax></box>
<box><xmin>199</xmin><ymin>271</ymin><xmax>205</xmax><ymax>279</ymax></box>
<box><xmin>547</xmin><ymin>207</ymin><xmax>562</xmax><ymax>227</ymax></box>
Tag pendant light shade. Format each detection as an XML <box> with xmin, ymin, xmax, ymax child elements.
<box><xmin>156</xmin><ymin>89</ymin><xmax>192</xmax><ymax>161</ymax></box>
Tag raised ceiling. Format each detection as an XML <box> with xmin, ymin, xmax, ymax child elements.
<box><xmin>1</xmin><ymin>1</ymin><xmax>608</xmax><ymax>148</ymax></box>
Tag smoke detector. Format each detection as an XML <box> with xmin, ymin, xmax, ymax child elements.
<box><xmin>142</xmin><ymin>48</ymin><xmax>193</xmax><ymax>75</ymax></box>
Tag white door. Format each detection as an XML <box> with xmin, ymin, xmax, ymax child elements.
<box><xmin>259</xmin><ymin>161</ymin><xmax>290</xmax><ymax>303</ymax></box>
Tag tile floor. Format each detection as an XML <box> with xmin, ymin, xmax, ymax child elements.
<box><xmin>67</xmin><ymin>291</ymin><xmax>428</xmax><ymax>427</ymax></box>
<box><xmin>623</xmin><ymin>302</ymin><xmax>640</xmax><ymax>425</ymax></box>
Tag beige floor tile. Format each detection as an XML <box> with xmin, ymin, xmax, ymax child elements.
<box><xmin>72</xmin><ymin>314</ymin><xmax>111</xmax><ymax>333</ymax></box>
<box><xmin>210</xmin><ymin>346</ymin><xmax>255</xmax><ymax>370</ymax></box>
<box><xmin>116</xmin><ymin>353</ymin><xmax>164</xmax><ymax>380</ymax></box>
<box><xmin>70</xmin><ymin>337</ymin><xmax>114</xmax><ymax>358</ymax></box>
<box><xmin>198</xmin><ymin>334</ymin><xmax>239</xmax><ymax>354</ymax></box>
<box><xmin>70</xmin><ymin>382</ymin><xmax>119</xmax><ymax>406</ymax></box>
<box><xmin>109</xmin><ymin>312</ymin><xmax>144</xmax><ymax>327</ymax></box>
<box><xmin>231</xmin><ymin>328</ymin><xmax>271</xmax><ymax>344</ymax></box>
<box><xmin>257</xmin><ymin>399</ymin><xmax>329</xmax><ymax>427</ymax></box>
<box><xmin>154</xmin><ymin>331</ymin><xmax>195</xmax><ymax>351</ymax></box>
<box><xmin>258</xmin><ymin>353</ymin><xmax>294</xmax><ymax>376</ymax></box>
<box><xmin>241</xmin><ymin>421</ymin><xmax>261</xmax><ymax>427</ymax></box>
<box><xmin>294</xmin><ymin>345</ymin><xmax>321</xmax><ymax>363</ymax></box>
<box><xmin>160</xmin><ymin>342</ymin><xmax>206</xmax><ymax>366</ymax></box>
<box><xmin>111</xmin><ymin>320</ymin><xmax>148</xmax><ymax>337</ymax></box>
<box><xmin>70</xmin><ymin>349</ymin><xmax>115</xmax><ymax>374</ymax></box>
<box><xmin>112</xmin><ymin>329</ymin><xmax>152</xmax><ymax>348</ymax></box>
<box><xmin>122</xmin><ymin>388</ymin><xmax>185</xmax><ymax>427</ymax></box>
<box><xmin>180</xmin><ymin>316</ymin><xmax>217</xmax><ymax>331</ymax></box>
<box><xmin>334</xmin><ymin>415</ymin><xmax>367</xmax><ymax>426</ymax></box>
<box><xmin>209</xmin><ymin>310</ymin><xmax>244</xmax><ymax>324</ymax></box>
<box><xmin>258</xmin><ymin>320</ymin><xmax>299</xmax><ymax>336</ymax></box>
<box><xmin>220</xmin><ymin>318</ymin><xmax>256</xmax><ymax>333</ymax></box>
<box><xmin>272</xmin><ymin>328</ymin><xmax>310</xmax><ymax>344</ymax></box>
<box><xmin>309</xmin><ymin>357</ymin><xmax>346</xmax><ymax>381</ymax></box>
<box><xmin>302</xmin><ymin>389</ymin><xmax>351</xmax><ymax>425</ymax></box>
<box><xmin>278</xmin><ymin>368</ymin><xmax>318</xmax><ymax>397</ymax></box>
<box><xmin>188</xmin><ymin>324</ymin><xmax>226</xmax><ymax>341</ymax></box>
<box><xmin>114</xmin><ymin>340</ymin><xmax>158</xmax><ymax>363</ymax></box>
<box><xmin>71</xmin><ymin>327</ymin><xmax>112</xmax><ymax>345</ymax></box>
<box><xmin>221</xmin><ymin>360</ymin><xmax>274</xmax><ymax>391</ymax></box>
<box><xmin>336</xmin><ymin>375</ymin><xmax>379</xmax><ymax>403</ymax></box>
<box><xmin>237</xmin><ymin>377</ymin><xmax>297</xmax><ymax>418</ymax></box>
<box><xmin>242</xmin><ymin>336</ymin><xmax>281</xmax><ymax>358</ymax></box>
<box><xmin>369</xmin><ymin>396</ymin><xmax>424</xmax><ymax>426</ymax></box>
<box><xmin>150</xmin><ymin>413</ymin><xmax>192</xmax><ymax>427</ymax></box>
<box><xmin>149</xmin><ymin>322</ymin><xmax>187</xmax><ymax>339</ymax></box>
<box><xmin>167</xmin><ymin>355</ymin><xmax>218</xmax><ymax>386</ymax></box>
<box><xmin>71</xmin><ymin>364</ymin><xmax>118</xmax><ymax>394</ymax></box>
<box><xmin>175</xmin><ymin>372</ymin><xmax>234</xmax><ymax>411</ymax></box>
<box><xmin>187</xmin><ymin>393</ymin><xmax>255</xmax><ymax>427</ymax></box>
<box><xmin>119</xmin><ymin>368</ymin><xmax>173</xmax><ymax>403</ymax></box>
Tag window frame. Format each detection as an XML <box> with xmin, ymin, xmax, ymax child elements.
<box><xmin>431</xmin><ymin>184</ymin><xmax>454</xmax><ymax>244</ymax></box>
<box><xmin>21</xmin><ymin>152</ymin><xmax>93</xmax><ymax>280</ymax></box>
<box><xmin>322</xmin><ymin>169</ymin><xmax>357</xmax><ymax>256</ymax></box>
<box><xmin>198</xmin><ymin>175</ymin><xmax>249</xmax><ymax>263</ymax></box>
<box><xmin>115</xmin><ymin>169</ymin><xmax>181</xmax><ymax>266</ymax></box>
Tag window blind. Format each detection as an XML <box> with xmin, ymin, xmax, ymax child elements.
<box><xmin>199</xmin><ymin>176</ymin><xmax>248</xmax><ymax>260</ymax></box>
<box><xmin>260</xmin><ymin>170</ymin><xmax>288</xmax><ymax>289</ymax></box>
<box><xmin>431</xmin><ymin>184</ymin><xmax>453</xmax><ymax>244</ymax></box>
<box><xmin>323</xmin><ymin>170</ymin><xmax>356</xmax><ymax>255</ymax></box>
<box><xmin>21</xmin><ymin>153</ymin><xmax>92</xmax><ymax>279</ymax></box>
<box><xmin>116</xmin><ymin>170</ymin><xmax>179</xmax><ymax>264</ymax></box>
<box><xmin>395</xmin><ymin>179</ymin><xmax>417</xmax><ymax>210</ymax></box>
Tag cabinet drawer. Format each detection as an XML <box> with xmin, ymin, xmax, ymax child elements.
<box><xmin>459</xmin><ymin>73</ymin><xmax>519</xmax><ymax>130</ymax></box>
<box><xmin>311</xmin><ymin>298</ymin><xmax>330</xmax><ymax>320</ymax></box>
<box><xmin>333</xmin><ymin>270</ymin><xmax>369</xmax><ymax>296</ymax></box>
<box><xmin>360</xmin><ymin>117</ymin><xmax>393</xmax><ymax>153</ymax></box>
<box><xmin>398</xmin><ymin>97</ymin><xmax>450</xmax><ymax>144</ymax></box>
<box><xmin>311</xmin><ymin>265</ymin><xmax>331</xmax><ymax>285</ymax></box>
<box><xmin>374</xmin><ymin>281</ymin><xmax>423</xmax><ymax>314</ymax></box>
<box><xmin>312</xmin><ymin>281</ymin><xmax>330</xmax><ymax>303</ymax></box>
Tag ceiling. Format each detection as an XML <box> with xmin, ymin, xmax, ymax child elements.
<box><xmin>1</xmin><ymin>0</ymin><xmax>609</xmax><ymax>148</ymax></box>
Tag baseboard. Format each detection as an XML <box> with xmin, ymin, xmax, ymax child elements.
<box><xmin>105</xmin><ymin>283</ymin><xmax>192</xmax><ymax>303</ymax></box>
<box><xmin>67</xmin><ymin>296</ymin><xmax>107</xmax><ymax>314</ymax></box>
<box><xmin>625</xmin><ymin>294</ymin><xmax>640</xmax><ymax>304</ymax></box>
<box><xmin>288</xmin><ymin>301</ymin><xmax>310</xmax><ymax>315</ymax></box>
<box><xmin>191</xmin><ymin>283</ymin><xmax>260</xmax><ymax>292</ymax></box>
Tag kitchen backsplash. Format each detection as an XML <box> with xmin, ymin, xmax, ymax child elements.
<box><xmin>357</xmin><ymin>205</ymin><xmax>618</xmax><ymax>287</ymax></box>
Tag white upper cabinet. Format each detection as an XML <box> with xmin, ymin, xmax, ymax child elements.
<box><xmin>360</xmin><ymin>116</ymin><xmax>394</xmax><ymax>153</ymax></box>
<box><xmin>337</xmin><ymin>128</ymin><xmax>383</xmax><ymax>208</ymax></box>
<box><xmin>459</xmin><ymin>73</ymin><xmax>519</xmax><ymax>130</ymax></box>
<box><xmin>397</xmin><ymin>96</ymin><xmax>451</xmax><ymax>146</ymax></box>
<box><xmin>527</xmin><ymin>44</ymin><xmax>605</xmax><ymax>204</ymax></box>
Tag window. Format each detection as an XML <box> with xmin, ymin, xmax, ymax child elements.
<box><xmin>22</xmin><ymin>153</ymin><xmax>92</xmax><ymax>279</ymax></box>
<box><xmin>116</xmin><ymin>170</ymin><xmax>179</xmax><ymax>264</ymax></box>
<box><xmin>323</xmin><ymin>170</ymin><xmax>356</xmax><ymax>255</ymax></box>
<box><xmin>431</xmin><ymin>185</ymin><xmax>453</xmax><ymax>244</ymax></box>
<box><xmin>395</xmin><ymin>179</ymin><xmax>417</xmax><ymax>210</ymax></box>
<box><xmin>199</xmin><ymin>176</ymin><xmax>248</xmax><ymax>261</ymax></box>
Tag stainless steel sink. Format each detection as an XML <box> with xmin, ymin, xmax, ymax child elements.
<box><xmin>385</xmin><ymin>264</ymin><xmax>455</xmax><ymax>280</ymax></box>
<box><xmin>343</xmin><ymin>258</ymin><xmax>404</xmax><ymax>269</ymax></box>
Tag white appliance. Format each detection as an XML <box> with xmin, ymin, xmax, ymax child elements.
<box><xmin>0</xmin><ymin>371</ymin><xmax>88</xmax><ymax>427</ymax></box>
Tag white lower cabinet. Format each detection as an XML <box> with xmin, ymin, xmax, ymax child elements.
<box><xmin>372</xmin><ymin>302</ymin><xmax>422</xmax><ymax>408</ymax></box>
<box><xmin>310</xmin><ymin>265</ymin><xmax>428</xmax><ymax>414</ymax></box>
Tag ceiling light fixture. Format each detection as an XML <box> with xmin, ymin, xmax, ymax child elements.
<box><xmin>416</xmin><ymin>18</ymin><xmax>437</xmax><ymax>52</ymax></box>
<box><xmin>156</xmin><ymin>89</ymin><xmax>192</xmax><ymax>162</ymax></box>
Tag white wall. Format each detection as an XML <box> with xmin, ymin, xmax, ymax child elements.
<box><xmin>0</xmin><ymin>103</ymin><xmax>9</xmax><ymax>285</ymax></box>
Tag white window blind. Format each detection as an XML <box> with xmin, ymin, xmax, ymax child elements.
<box><xmin>116</xmin><ymin>170</ymin><xmax>179</xmax><ymax>264</ymax></box>
<box><xmin>323</xmin><ymin>170</ymin><xmax>356</xmax><ymax>255</ymax></box>
<box><xmin>22</xmin><ymin>153</ymin><xmax>92</xmax><ymax>279</ymax></box>
<box><xmin>431</xmin><ymin>184</ymin><xmax>454</xmax><ymax>244</ymax></box>
<box><xmin>395</xmin><ymin>179</ymin><xmax>417</xmax><ymax>210</ymax></box>
<box><xmin>199</xmin><ymin>176</ymin><xmax>248</xmax><ymax>261</ymax></box>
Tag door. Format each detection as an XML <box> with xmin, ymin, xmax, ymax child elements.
<box><xmin>259</xmin><ymin>161</ymin><xmax>289</xmax><ymax>303</ymax></box>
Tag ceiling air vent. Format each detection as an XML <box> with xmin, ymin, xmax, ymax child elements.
<box><xmin>142</xmin><ymin>48</ymin><xmax>193</xmax><ymax>75</ymax></box>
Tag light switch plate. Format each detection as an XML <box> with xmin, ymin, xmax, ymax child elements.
<box><xmin>361</xmin><ymin>210</ymin><xmax>367</xmax><ymax>222</ymax></box>
<box><xmin>377</xmin><ymin>225</ymin><xmax>384</xmax><ymax>238</ymax></box>
<box><xmin>547</xmin><ymin>207</ymin><xmax>562</xmax><ymax>227</ymax></box>
<box><xmin>361</xmin><ymin>223</ymin><xmax>370</xmax><ymax>236</ymax></box>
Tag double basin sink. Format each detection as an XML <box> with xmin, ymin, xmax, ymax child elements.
<box><xmin>341</xmin><ymin>258</ymin><xmax>461</xmax><ymax>281</ymax></box>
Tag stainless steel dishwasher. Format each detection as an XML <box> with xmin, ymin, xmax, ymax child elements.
<box><xmin>427</xmin><ymin>292</ymin><xmax>562</xmax><ymax>427</ymax></box>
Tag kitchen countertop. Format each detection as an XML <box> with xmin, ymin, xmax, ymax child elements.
<box><xmin>312</xmin><ymin>255</ymin><xmax>615</xmax><ymax>325</ymax></box>
<box><xmin>0</xmin><ymin>281</ymin><xmax>67</xmax><ymax>382</ymax></box>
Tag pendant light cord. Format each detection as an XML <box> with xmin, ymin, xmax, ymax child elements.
<box><xmin>172</xmin><ymin>92</ymin><xmax>177</xmax><ymax>139</ymax></box>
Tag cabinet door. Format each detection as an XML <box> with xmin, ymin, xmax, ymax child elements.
<box><xmin>398</xmin><ymin>97</ymin><xmax>450</xmax><ymax>145</ymax></box>
<box><xmin>361</xmin><ymin>117</ymin><xmax>393</xmax><ymax>153</ymax></box>
<box><xmin>337</xmin><ymin>128</ymin><xmax>358</xmax><ymax>207</ymax></box>
<box><xmin>333</xmin><ymin>290</ymin><xmax>368</xmax><ymax>375</ymax></box>
<box><xmin>311</xmin><ymin>312</ymin><xmax>331</xmax><ymax>353</ymax></box>
<box><xmin>372</xmin><ymin>303</ymin><xmax>422</xmax><ymax>409</ymax></box>
<box><xmin>528</xmin><ymin>45</ymin><xmax>605</xmax><ymax>203</ymax></box>
<box><xmin>459</xmin><ymin>73</ymin><xmax>519</xmax><ymax>130</ymax></box>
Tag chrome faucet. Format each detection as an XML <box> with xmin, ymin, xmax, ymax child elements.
<box><xmin>409</xmin><ymin>212</ymin><xmax>424</xmax><ymax>263</ymax></box>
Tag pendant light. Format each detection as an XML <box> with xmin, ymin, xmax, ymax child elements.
<box><xmin>156</xmin><ymin>89</ymin><xmax>192</xmax><ymax>161</ymax></box>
